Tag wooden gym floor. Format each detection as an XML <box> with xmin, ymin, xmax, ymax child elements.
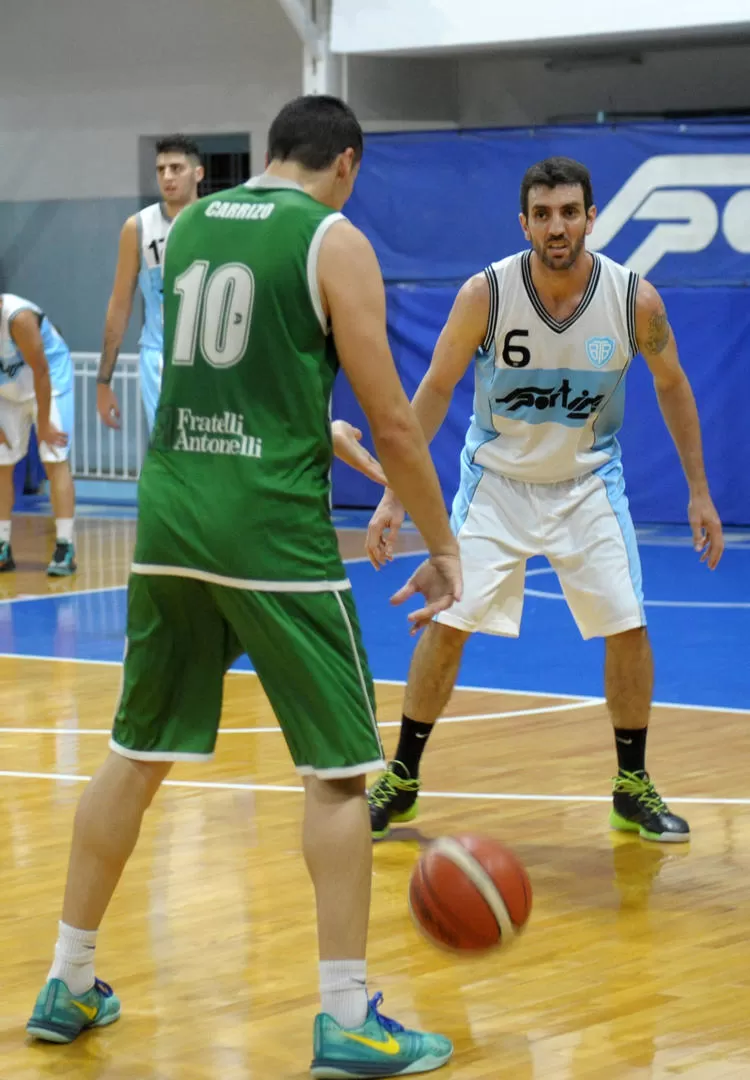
<box><xmin>1</xmin><ymin>514</ymin><xmax>749</xmax><ymax>1079</ymax></box>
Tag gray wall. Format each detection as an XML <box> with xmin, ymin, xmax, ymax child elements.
<box><xmin>456</xmin><ymin>40</ymin><xmax>750</xmax><ymax>127</ymax></box>
<box><xmin>348</xmin><ymin>56</ymin><xmax>459</xmax><ymax>128</ymax></box>
<box><xmin>343</xmin><ymin>39</ymin><xmax>750</xmax><ymax>130</ymax></box>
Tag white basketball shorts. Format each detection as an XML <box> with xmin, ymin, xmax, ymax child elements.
<box><xmin>437</xmin><ymin>464</ymin><xmax>646</xmax><ymax>641</ymax></box>
<box><xmin>0</xmin><ymin>389</ymin><xmax>73</xmax><ymax>466</ymax></box>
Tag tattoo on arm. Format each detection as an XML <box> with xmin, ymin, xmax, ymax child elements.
<box><xmin>645</xmin><ymin>306</ymin><xmax>670</xmax><ymax>355</ymax></box>
<box><xmin>97</xmin><ymin>330</ymin><xmax>120</xmax><ymax>385</ymax></box>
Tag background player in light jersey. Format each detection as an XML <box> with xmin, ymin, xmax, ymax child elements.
<box><xmin>0</xmin><ymin>294</ymin><xmax>75</xmax><ymax>575</ymax></box>
<box><xmin>97</xmin><ymin>136</ymin><xmax>204</xmax><ymax>432</ymax></box>
<box><xmin>366</xmin><ymin>156</ymin><xmax>724</xmax><ymax>845</ymax></box>
<box><xmin>28</xmin><ymin>96</ymin><xmax>460</xmax><ymax>1078</ymax></box>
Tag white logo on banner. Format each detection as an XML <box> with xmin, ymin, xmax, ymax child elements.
<box><xmin>589</xmin><ymin>155</ymin><xmax>750</xmax><ymax>275</ymax></box>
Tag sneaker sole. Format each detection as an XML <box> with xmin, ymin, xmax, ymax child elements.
<box><xmin>27</xmin><ymin>1008</ymin><xmax>120</xmax><ymax>1043</ymax></box>
<box><xmin>311</xmin><ymin>1049</ymin><xmax>452</xmax><ymax>1077</ymax></box>
<box><xmin>371</xmin><ymin>800</ymin><xmax>419</xmax><ymax>840</ymax></box>
<box><xmin>609</xmin><ymin>810</ymin><xmax>690</xmax><ymax>844</ymax></box>
<box><xmin>47</xmin><ymin>566</ymin><xmax>77</xmax><ymax>578</ymax></box>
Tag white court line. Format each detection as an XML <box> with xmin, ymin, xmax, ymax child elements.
<box><xmin>525</xmin><ymin>587</ymin><xmax>750</xmax><ymax>609</ymax></box>
<box><xmin>0</xmin><ymin>653</ymin><xmax>122</xmax><ymax>667</ymax></box>
<box><xmin>1</xmin><ymin>769</ymin><xmax>749</xmax><ymax>806</ymax></box>
<box><xmin>0</xmin><ymin>584</ymin><xmax>126</xmax><ymax>606</ymax></box>
<box><xmin>0</xmin><ymin>652</ymin><xmax>747</xmax><ymax>716</ymax></box>
<box><xmin>429</xmin><ymin>700</ymin><xmax>603</xmax><ymax>723</ymax></box>
<box><xmin>0</xmin><ymin>699</ymin><xmax>603</xmax><ymax>740</ymax></box>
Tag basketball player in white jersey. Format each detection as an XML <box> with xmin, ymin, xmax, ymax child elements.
<box><xmin>366</xmin><ymin>157</ymin><xmax>724</xmax><ymax>844</ymax></box>
<box><xmin>97</xmin><ymin>136</ymin><xmax>204</xmax><ymax>432</ymax></box>
<box><xmin>0</xmin><ymin>294</ymin><xmax>75</xmax><ymax>575</ymax></box>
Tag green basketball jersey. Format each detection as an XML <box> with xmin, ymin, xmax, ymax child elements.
<box><xmin>133</xmin><ymin>177</ymin><xmax>348</xmax><ymax>586</ymax></box>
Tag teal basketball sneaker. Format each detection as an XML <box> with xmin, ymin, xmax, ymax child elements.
<box><xmin>311</xmin><ymin>991</ymin><xmax>452</xmax><ymax>1077</ymax></box>
<box><xmin>26</xmin><ymin>977</ymin><xmax>120</xmax><ymax>1043</ymax></box>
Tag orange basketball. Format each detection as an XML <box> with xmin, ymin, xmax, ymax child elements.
<box><xmin>408</xmin><ymin>833</ymin><xmax>532</xmax><ymax>952</ymax></box>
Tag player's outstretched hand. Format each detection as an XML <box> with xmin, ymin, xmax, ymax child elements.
<box><xmin>366</xmin><ymin>490</ymin><xmax>406</xmax><ymax>569</ymax></box>
<box><xmin>97</xmin><ymin>384</ymin><xmax>121</xmax><ymax>430</ymax></box>
<box><xmin>390</xmin><ymin>552</ymin><xmax>462</xmax><ymax>634</ymax></box>
<box><xmin>331</xmin><ymin>419</ymin><xmax>387</xmax><ymax>486</ymax></box>
<box><xmin>689</xmin><ymin>492</ymin><xmax>724</xmax><ymax>570</ymax></box>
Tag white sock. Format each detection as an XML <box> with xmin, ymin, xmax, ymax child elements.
<box><xmin>0</xmin><ymin>521</ymin><xmax>10</xmax><ymax>544</ymax></box>
<box><xmin>48</xmin><ymin>921</ymin><xmax>97</xmax><ymax>996</ymax></box>
<box><xmin>56</xmin><ymin>519</ymin><xmax>75</xmax><ymax>545</ymax></box>
<box><xmin>319</xmin><ymin>959</ymin><xmax>368</xmax><ymax>1029</ymax></box>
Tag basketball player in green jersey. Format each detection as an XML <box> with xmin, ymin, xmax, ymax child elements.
<box><xmin>27</xmin><ymin>96</ymin><xmax>461</xmax><ymax>1078</ymax></box>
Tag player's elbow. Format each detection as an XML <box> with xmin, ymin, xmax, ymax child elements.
<box><xmin>107</xmin><ymin>296</ymin><xmax>132</xmax><ymax>328</ymax></box>
<box><xmin>368</xmin><ymin>407</ymin><xmax>421</xmax><ymax>455</ymax></box>
<box><xmin>422</xmin><ymin>367</ymin><xmax>458</xmax><ymax>403</ymax></box>
<box><xmin>28</xmin><ymin>358</ymin><xmax>51</xmax><ymax>383</ymax></box>
<box><xmin>653</xmin><ymin>365</ymin><xmax>689</xmax><ymax>397</ymax></box>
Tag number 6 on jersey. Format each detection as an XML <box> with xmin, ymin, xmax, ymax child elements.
<box><xmin>173</xmin><ymin>260</ymin><xmax>255</xmax><ymax>369</ymax></box>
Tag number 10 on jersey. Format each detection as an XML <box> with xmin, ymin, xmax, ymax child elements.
<box><xmin>173</xmin><ymin>260</ymin><xmax>255</xmax><ymax>370</ymax></box>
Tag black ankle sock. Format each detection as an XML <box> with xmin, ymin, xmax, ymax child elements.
<box><xmin>392</xmin><ymin>716</ymin><xmax>434</xmax><ymax>778</ymax></box>
<box><xmin>614</xmin><ymin>727</ymin><xmax>647</xmax><ymax>775</ymax></box>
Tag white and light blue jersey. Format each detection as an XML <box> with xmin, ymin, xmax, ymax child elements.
<box><xmin>0</xmin><ymin>294</ymin><xmax>72</xmax><ymax>403</ymax></box>
<box><xmin>461</xmin><ymin>250</ymin><xmax>638</xmax><ymax>486</ymax></box>
<box><xmin>137</xmin><ymin>202</ymin><xmax>174</xmax><ymax>351</ymax></box>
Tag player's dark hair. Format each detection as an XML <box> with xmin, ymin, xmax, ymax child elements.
<box><xmin>520</xmin><ymin>157</ymin><xmax>594</xmax><ymax>216</ymax></box>
<box><xmin>267</xmin><ymin>95</ymin><xmax>363</xmax><ymax>171</ymax></box>
<box><xmin>155</xmin><ymin>135</ymin><xmax>202</xmax><ymax>163</ymax></box>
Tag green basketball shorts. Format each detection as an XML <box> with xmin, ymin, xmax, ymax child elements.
<box><xmin>110</xmin><ymin>571</ymin><xmax>384</xmax><ymax>778</ymax></box>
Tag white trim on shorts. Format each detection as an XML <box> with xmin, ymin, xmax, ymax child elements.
<box><xmin>435</xmin><ymin>609</ymin><xmax>519</xmax><ymax>637</ymax></box>
<box><xmin>109</xmin><ymin>738</ymin><xmax>214</xmax><ymax>762</ymax></box>
<box><xmin>130</xmin><ymin>562</ymin><xmax>351</xmax><ymax>593</ymax></box>
<box><xmin>296</xmin><ymin>758</ymin><xmax>386</xmax><ymax>779</ymax></box>
<box><xmin>333</xmin><ymin>589</ymin><xmax>384</xmax><ymax>759</ymax></box>
<box><xmin>579</xmin><ymin>613</ymin><xmax>646</xmax><ymax>640</ymax></box>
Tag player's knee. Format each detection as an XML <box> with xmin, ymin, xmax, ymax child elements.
<box><xmin>426</xmin><ymin>620</ymin><xmax>471</xmax><ymax>659</ymax></box>
<box><xmin>305</xmin><ymin>773</ymin><xmax>366</xmax><ymax>802</ymax></box>
<box><xmin>107</xmin><ymin>752</ymin><xmax>172</xmax><ymax>807</ymax></box>
<box><xmin>606</xmin><ymin>625</ymin><xmax>650</xmax><ymax>654</ymax></box>
<box><xmin>43</xmin><ymin>459</ymin><xmax>72</xmax><ymax>480</ymax></box>
<box><xmin>140</xmin><ymin>762</ymin><xmax>172</xmax><ymax>807</ymax></box>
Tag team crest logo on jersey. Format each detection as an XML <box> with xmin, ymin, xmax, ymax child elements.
<box><xmin>585</xmin><ymin>336</ymin><xmax>616</xmax><ymax>368</ymax></box>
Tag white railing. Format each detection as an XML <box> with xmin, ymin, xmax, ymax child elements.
<box><xmin>72</xmin><ymin>352</ymin><xmax>148</xmax><ymax>480</ymax></box>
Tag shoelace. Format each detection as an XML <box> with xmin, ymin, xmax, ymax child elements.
<box><xmin>613</xmin><ymin>771</ymin><xmax>667</xmax><ymax>813</ymax></box>
<box><xmin>369</xmin><ymin>773</ymin><xmax>401</xmax><ymax>808</ymax></box>
<box><xmin>369</xmin><ymin>993</ymin><xmax>404</xmax><ymax>1035</ymax></box>
<box><xmin>368</xmin><ymin>768</ymin><xmax>418</xmax><ymax>809</ymax></box>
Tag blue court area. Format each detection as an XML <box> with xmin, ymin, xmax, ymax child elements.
<box><xmin>1</xmin><ymin>522</ymin><xmax>748</xmax><ymax>710</ymax></box>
